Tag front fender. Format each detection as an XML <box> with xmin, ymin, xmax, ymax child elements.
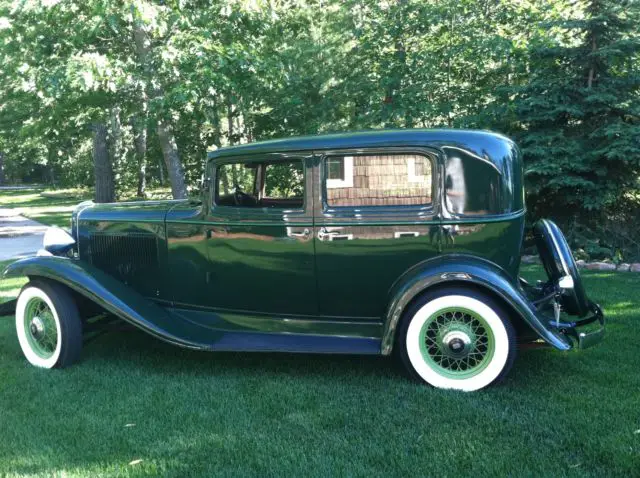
<box><xmin>3</xmin><ymin>256</ymin><xmax>211</xmax><ymax>350</ymax></box>
<box><xmin>381</xmin><ymin>254</ymin><xmax>572</xmax><ymax>355</ymax></box>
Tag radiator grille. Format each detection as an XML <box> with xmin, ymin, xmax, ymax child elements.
<box><xmin>88</xmin><ymin>233</ymin><xmax>159</xmax><ymax>281</ymax></box>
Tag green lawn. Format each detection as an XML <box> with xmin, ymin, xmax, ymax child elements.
<box><xmin>0</xmin><ymin>262</ymin><xmax>638</xmax><ymax>476</ymax></box>
<box><xmin>0</xmin><ymin>188</ymin><xmax>90</xmax><ymax>228</ymax></box>
<box><xmin>0</xmin><ymin>187</ymin><xmax>172</xmax><ymax>228</ymax></box>
<box><xmin>0</xmin><ymin>260</ymin><xmax>27</xmax><ymax>303</ymax></box>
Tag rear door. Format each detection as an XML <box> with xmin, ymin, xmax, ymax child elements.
<box><xmin>313</xmin><ymin>148</ymin><xmax>441</xmax><ymax>318</ymax></box>
<box><xmin>205</xmin><ymin>153</ymin><xmax>317</xmax><ymax>315</ymax></box>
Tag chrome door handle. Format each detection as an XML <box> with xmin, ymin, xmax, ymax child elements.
<box><xmin>288</xmin><ymin>228</ymin><xmax>310</xmax><ymax>238</ymax></box>
<box><xmin>318</xmin><ymin>227</ymin><xmax>330</xmax><ymax>240</ymax></box>
<box><xmin>318</xmin><ymin>227</ymin><xmax>348</xmax><ymax>241</ymax></box>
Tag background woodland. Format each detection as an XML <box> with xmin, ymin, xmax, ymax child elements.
<box><xmin>0</xmin><ymin>0</ymin><xmax>638</xmax><ymax>259</ymax></box>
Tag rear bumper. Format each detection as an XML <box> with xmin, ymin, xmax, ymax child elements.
<box><xmin>547</xmin><ymin>302</ymin><xmax>605</xmax><ymax>350</ymax></box>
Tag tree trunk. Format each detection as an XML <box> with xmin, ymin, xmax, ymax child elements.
<box><xmin>157</xmin><ymin>120</ymin><xmax>187</xmax><ymax>199</ymax></box>
<box><xmin>227</xmin><ymin>99</ymin><xmax>235</xmax><ymax>145</ymax></box>
<box><xmin>133</xmin><ymin>14</ymin><xmax>186</xmax><ymax>199</ymax></box>
<box><xmin>109</xmin><ymin>107</ymin><xmax>123</xmax><ymax>197</ymax></box>
<box><xmin>0</xmin><ymin>151</ymin><xmax>4</xmax><ymax>185</ymax></box>
<box><xmin>46</xmin><ymin>147</ymin><xmax>56</xmax><ymax>187</ymax></box>
<box><xmin>48</xmin><ymin>164</ymin><xmax>55</xmax><ymax>186</ymax></box>
<box><xmin>587</xmin><ymin>35</ymin><xmax>597</xmax><ymax>88</ymax></box>
<box><xmin>158</xmin><ymin>154</ymin><xmax>165</xmax><ymax>185</ymax></box>
<box><xmin>131</xmin><ymin>114</ymin><xmax>147</xmax><ymax>198</ymax></box>
<box><xmin>211</xmin><ymin>95</ymin><xmax>223</xmax><ymax>149</ymax></box>
<box><xmin>110</xmin><ymin>107</ymin><xmax>123</xmax><ymax>164</ymax></box>
<box><xmin>93</xmin><ymin>123</ymin><xmax>115</xmax><ymax>203</ymax></box>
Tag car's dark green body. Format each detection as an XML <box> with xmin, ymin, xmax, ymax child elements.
<box><xmin>3</xmin><ymin>129</ymin><xmax>600</xmax><ymax>354</ymax></box>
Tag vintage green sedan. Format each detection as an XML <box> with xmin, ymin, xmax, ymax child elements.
<box><xmin>1</xmin><ymin>130</ymin><xmax>605</xmax><ymax>391</ymax></box>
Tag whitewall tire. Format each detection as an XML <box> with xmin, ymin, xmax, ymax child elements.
<box><xmin>15</xmin><ymin>280</ymin><xmax>82</xmax><ymax>369</ymax></box>
<box><xmin>398</xmin><ymin>287</ymin><xmax>516</xmax><ymax>392</ymax></box>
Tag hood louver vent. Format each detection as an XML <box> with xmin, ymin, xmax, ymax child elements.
<box><xmin>87</xmin><ymin>233</ymin><xmax>159</xmax><ymax>284</ymax></box>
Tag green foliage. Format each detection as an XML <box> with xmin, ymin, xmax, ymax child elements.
<box><xmin>217</xmin><ymin>163</ymin><xmax>256</xmax><ymax>196</ymax></box>
<box><xmin>0</xmin><ymin>0</ymin><xmax>637</xmax><ymax>255</ymax></box>
<box><xmin>265</xmin><ymin>162</ymin><xmax>304</xmax><ymax>198</ymax></box>
<box><xmin>508</xmin><ymin>0</ymin><xmax>640</xmax><ymax>260</ymax></box>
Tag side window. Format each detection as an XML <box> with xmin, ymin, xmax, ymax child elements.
<box><xmin>215</xmin><ymin>163</ymin><xmax>258</xmax><ymax>207</ymax></box>
<box><xmin>324</xmin><ymin>154</ymin><xmax>432</xmax><ymax>207</ymax></box>
<box><xmin>215</xmin><ymin>160</ymin><xmax>304</xmax><ymax>209</ymax></box>
<box><xmin>444</xmin><ymin>152</ymin><xmax>501</xmax><ymax>215</ymax></box>
<box><xmin>217</xmin><ymin>163</ymin><xmax>257</xmax><ymax>196</ymax></box>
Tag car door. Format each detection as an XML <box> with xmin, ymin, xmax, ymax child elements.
<box><xmin>205</xmin><ymin>152</ymin><xmax>317</xmax><ymax>315</ymax></box>
<box><xmin>313</xmin><ymin>148</ymin><xmax>441</xmax><ymax>318</ymax></box>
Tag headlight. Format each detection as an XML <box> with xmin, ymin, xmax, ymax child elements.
<box><xmin>43</xmin><ymin>227</ymin><xmax>76</xmax><ymax>256</ymax></box>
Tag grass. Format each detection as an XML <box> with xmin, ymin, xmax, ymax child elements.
<box><xmin>0</xmin><ymin>188</ymin><xmax>90</xmax><ymax>228</ymax></box>
<box><xmin>0</xmin><ymin>261</ymin><xmax>638</xmax><ymax>476</ymax></box>
<box><xmin>0</xmin><ymin>187</ymin><xmax>172</xmax><ymax>228</ymax></box>
<box><xmin>0</xmin><ymin>260</ymin><xmax>26</xmax><ymax>303</ymax></box>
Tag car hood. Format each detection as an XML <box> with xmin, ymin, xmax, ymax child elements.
<box><xmin>74</xmin><ymin>199</ymin><xmax>190</xmax><ymax>224</ymax></box>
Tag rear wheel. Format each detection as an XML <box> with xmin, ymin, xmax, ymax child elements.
<box><xmin>398</xmin><ymin>287</ymin><xmax>516</xmax><ymax>391</ymax></box>
<box><xmin>16</xmin><ymin>280</ymin><xmax>82</xmax><ymax>369</ymax></box>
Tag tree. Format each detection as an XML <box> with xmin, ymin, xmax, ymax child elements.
<box><xmin>92</xmin><ymin>122</ymin><xmax>114</xmax><ymax>203</ymax></box>
<box><xmin>0</xmin><ymin>150</ymin><xmax>5</xmax><ymax>185</ymax></box>
<box><xmin>131</xmin><ymin>114</ymin><xmax>148</xmax><ymax>197</ymax></box>
<box><xmin>512</xmin><ymin>0</ymin><xmax>640</xmax><ymax>220</ymax></box>
<box><xmin>132</xmin><ymin>2</ymin><xmax>187</xmax><ymax>199</ymax></box>
<box><xmin>0</xmin><ymin>1</ymin><xmax>122</xmax><ymax>197</ymax></box>
<box><xmin>0</xmin><ymin>0</ymin><xmax>637</xmax><ymax>259</ymax></box>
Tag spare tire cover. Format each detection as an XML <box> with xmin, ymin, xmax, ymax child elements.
<box><xmin>533</xmin><ymin>219</ymin><xmax>590</xmax><ymax>317</ymax></box>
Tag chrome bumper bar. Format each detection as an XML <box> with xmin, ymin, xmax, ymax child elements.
<box><xmin>547</xmin><ymin>302</ymin><xmax>605</xmax><ymax>349</ymax></box>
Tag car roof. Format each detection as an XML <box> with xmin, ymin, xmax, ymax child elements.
<box><xmin>207</xmin><ymin>129</ymin><xmax>515</xmax><ymax>160</ymax></box>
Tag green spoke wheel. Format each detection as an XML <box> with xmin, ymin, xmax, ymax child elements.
<box><xmin>23</xmin><ymin>297</ymin><xmax>59</xmax><ymax>360</ymax></box>
<box><xmin>399</xmin><ymin>288</ymin><xmax>516</xmax><ymax>392</ymax></box>
<box><xmin>418</xmin><ymin>307</ymin><xmax>495</xmax><ymax>380</ymax></box>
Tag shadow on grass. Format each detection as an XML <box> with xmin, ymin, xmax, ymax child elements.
<box><xmin>77</xmin><ymin>320</ymin><xmax>570</xmax><ymax>390</ymax></box>
<box><xmin>82</xmin><ymin>323</ymin><xmax>397</xmax><ymax>379</ymax></box>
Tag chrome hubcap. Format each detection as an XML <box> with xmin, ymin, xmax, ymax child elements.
<box><xmin>442</xmin><ymin>330</ymin><xmax>472</xmax><ymax>357</ymax></box>
<box><xmin>30</xmin><ymin>317</ymin><xmax>45</xmax><ymax>339</ymax></box>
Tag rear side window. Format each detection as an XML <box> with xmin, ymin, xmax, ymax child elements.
<box><xmin>444</xmin><ymin>151</ymin><xmax>501</xmax><ymax>215</ymax></box>
<box><xmin>324</xmin><ymin>154</ymin><xmax>433</xmax><ymax>207</ymax></box>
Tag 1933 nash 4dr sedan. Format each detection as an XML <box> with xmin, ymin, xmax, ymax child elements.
<box><xmin>1</xmin><ymin>130</ymin><xmax>605</xmax><ymax>391</ymax></box>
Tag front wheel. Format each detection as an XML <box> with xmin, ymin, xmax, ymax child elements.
<box><xmin>16</xmin><ymin>280</ymin><xmax>82</xmax><ymax>369</ymax></box>
<box><xmin>398</xmin><ymin>287</ymin><xmax>516</xmax><ymax>391</ymax></box>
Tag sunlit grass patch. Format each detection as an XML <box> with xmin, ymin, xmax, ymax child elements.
<box><xmin>0</xmin><ymin>187</ymin><xmax>173</xmax><ymax>229</ymax></box>
<box><xmin>0</xmin><ymin>187</ymin><xmax>89</xmax><ymax>228</ymax></box>
<box><xmin>0</xmin><ymin>260</ymin><xmax>27</xmax><ymax>304</ymax></box>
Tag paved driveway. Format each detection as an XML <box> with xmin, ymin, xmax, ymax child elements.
<box><xmin>0</xmin><ymin>209</ymin><xmax>48</xmax><ymax>261</ymax></box>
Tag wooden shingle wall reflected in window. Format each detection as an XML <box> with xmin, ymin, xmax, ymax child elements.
<box><xmin>326</xmin><ymin>154</ymin><xmax>432</xmax><ymax>207</ymax></box>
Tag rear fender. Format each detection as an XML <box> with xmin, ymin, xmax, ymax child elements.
<box><xmin>2</xmin><ymin>256</ymin><xmax>209</xmax><ymax>350</ymax></box>
<box><xmin>382</xmin><ymin>254</ymin><xmax>572</xmax><ymax>355</ymax></box>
